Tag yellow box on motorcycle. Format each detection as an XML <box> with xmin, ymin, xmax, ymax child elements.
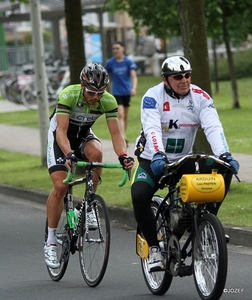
<box><xmin>180</xmin><ymin>170</ymin><xmax>225</xmax><ymax>203</ymax></box>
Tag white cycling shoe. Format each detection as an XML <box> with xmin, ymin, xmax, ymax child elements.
<box><xmin>44</xmin><ymin>244</ymin><xmax>60</xmax><ymax>269</ymax></box>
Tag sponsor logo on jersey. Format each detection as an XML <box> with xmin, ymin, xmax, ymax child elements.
<box><xmin>47</xmin><ymin>141</ymin><xmax>53</xmax><ymax>166</ymax></box>
<box><xmin>137</xmin><ymin>172</ymin><xmax>147</xmax><ymax>180</ymax></box>
<box><xmin>62</xmin><ymin>92</ymin><xmax>79</xmax><ymax>99</ymax></box>
<box><xmin>207</xmin><ymin>102</ymin><xmax>215</xmax><ymax>108</ymax></box>
<box><xmin>151</xmin><ymin>131</ymin><xmax>159</xmax><ymax>151</ymax></box>
<box><xmin>56</xmin><ymin>157</ymin><xmax>64</xmax><ymax>163</ymax></box>
<box><xmin>163</xmin><ymin>102</ymin><xmax>170</xmax><ymax>111</ymax></box>
<box><xmin>161</xmin><ymin>120</ymin><xmax>197</xmax><ymax>131</ymax></box>
<box><xmin>143</xmin><ymin>97</ymin><xmax>156</xmax><ymax>109</ymax></box>
<box><xmin>192</xmin><ymin>88</ymin><xmax>210</xmax><ymax>100</ymax></box>
<box><xmin>70</xmin><ymin>112</ymin><xmax>98</xmax><ymax>122</ymax></box>
<box><xmin>165</xmin><ymin>138</ymin><xmax>185</xmax><ymax>153</ymax></box>
<box><xmin>187</xmin><ymin>99</ymin><xmax>194</xmax><ymax>112</ymax></box>
<box><xmin>102</xmin><ymin>97</ymin><xmax>114</xmax><ymax>103</ymax></box>
<box><xmin>78</xmin><ymin>115</ymin><xmax>98</xmax><ymax>122</ymax></box>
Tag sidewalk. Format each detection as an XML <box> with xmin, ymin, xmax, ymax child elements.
<box><xmin>1</xmin><ymin>99</ymin><xmax>252</xmax><ymax>247</ymax></box>
<box><xmin>0</xmin><ymin>100</ymin><xmax>135</xmax><ymax>162</ymax></box>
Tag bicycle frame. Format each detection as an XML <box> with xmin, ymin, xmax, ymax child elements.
<box><xmin>46</xmin><ymin>160</ymin><xmax>128</xmax><ymax>286</ymax></box>
<box><xmin>63</xmin><ymin>161</ymin><xmax>128</xmax><ymax>252</ymax></box>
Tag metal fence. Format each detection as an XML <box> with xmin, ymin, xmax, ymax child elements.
<box><xmin>0</xmin><ymin>44</ymin><xmax>54</xmax><ymax>71</ymax></box>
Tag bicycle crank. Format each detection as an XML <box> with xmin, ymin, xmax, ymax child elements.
<box><xmin>167</xmin><ymin>234</ymin><xmax>181</xmax><ymax>276</ymax></box>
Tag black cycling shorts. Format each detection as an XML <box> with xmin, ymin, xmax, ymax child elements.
<box><xmin>47</xmin><ymin>130</ymin><xmax>100</xmax><ymax>174</ymax></box>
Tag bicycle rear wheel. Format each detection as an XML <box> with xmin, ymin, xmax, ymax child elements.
<box><xmin>193</xmin><ymin>213</ymin><xmax>228</xmax><ymax>300</ymax></box>
<box><xmin>79</xmin><ymin>194</ymin><xmax>110</xmax><ymax>287</ymax></box>
<box><xmin>44</xmin><ymin>201</ymin><xmax>70</xmax><ymax>281</ymax></box>
<box><xmin>141</xmin><ymin>198</ymin><xmax>173</xmax><ymax>295</ymax></box>
<box><xmin>21</xmin><ymin>82</ymin><xmax>38</xmax><ymax>110</ymax></box>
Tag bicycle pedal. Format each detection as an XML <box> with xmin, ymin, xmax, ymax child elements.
<box><xmin>149</xmin><ymin>266</ymin><xmax>166</xmax><ymax>273</ymax></box>
<box><xmin>178</xmin><ymin>264</ymin><xmax>193</xmax><ymax>277</ymax></box>
<box><xmin>225</xmin><ymin>234</ymin><xmax>230</xmax><ymax>243</ymax></box>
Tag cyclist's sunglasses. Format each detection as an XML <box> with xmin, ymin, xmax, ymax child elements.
<box><xmin>85</xmin><ymin>87</ymin><xmax>105</xmax><ymax>96</ymax></box>
<box><xmin>171</xmin><ymin>72</ymin><xmax>191</xmax><ymax>81</ymax></box>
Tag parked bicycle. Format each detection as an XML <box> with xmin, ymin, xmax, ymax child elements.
<box><xmin>0</xmin><ymin>58</ymin><xmax>69</xmax><ymax>110</ymax></box>
<box><xmin>44</xmin><ymin>161</ymin><xmax>129</xmax><ymax>287</ymax></box>
<box><xmin>21</xmin><ymin>67</ymin><xmax>69</xmax><ymax>110</ymax></box>
<box><xmin>136</xmin><ymin>153</ymin><xmax>240</xmax><ymax>300</ymax></box>
<box><xmin>0</xmin><ymin>64</ymin><xmax>34</xmax><ymax>104</ymax></box>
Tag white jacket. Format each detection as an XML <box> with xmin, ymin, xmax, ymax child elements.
<box><xmin>135</xmin><ymin>82</ymin><xmax>229</xmax><ymax>162</ymax></box>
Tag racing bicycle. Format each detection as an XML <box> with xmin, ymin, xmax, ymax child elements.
<box><xmin>44</xmin><ymin>161</ymin><xmax>128</xmax><ymax>287</ymax></box>
<box><xmin>136</xmin><ymin>153</ymin><xmax>240</xmax><ymax>300</ymax></box>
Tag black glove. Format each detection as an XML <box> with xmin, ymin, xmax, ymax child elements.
<box><xmin>150</xmin><ymin>151</ymin><xmax>168</xmax><ymax>175</ymax></box>
<box><xmin>219</xmin><ymin>152</ymin><xmax>239</xmax><ymax>174</ymax></box>
<box><xmin>64</xmin><ymin>152</ymin><xmax>77</xmax><ymax>163</ymax></box>
<box><xmin>118</xmin><ymin>152</ymin><xmax>134</xmax><ymax>169</ymax></box>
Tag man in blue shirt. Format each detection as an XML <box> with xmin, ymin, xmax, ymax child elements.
<box><xmin>105</xmin><ymin>41</ymin><xmax>138</xmax><ymax>146</ymax></box>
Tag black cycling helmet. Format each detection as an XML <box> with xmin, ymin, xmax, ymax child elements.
<box><xmin>80</xmin><ymin>62</ymin><xmax>109</xmax><ymax>90</ymax></box>
<box><xmin>161</xmin><ymin>55</ymin><xmax>192</xmax><ymax>76</ymax></box>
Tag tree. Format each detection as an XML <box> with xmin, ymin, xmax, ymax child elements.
<box><xmin>64</xmin><ymin>0</ymin><xmax>86</xmax><ymax>84</ymax></box>
<box><xmin>178</xmin><ymin>0</ymin><xmax>211</xmax><ymax>94</ymax></box>
<box><xmin>104</xmin><ymin>0</ymin><xmax>180</xmax><ymax>54</ymax></box>
<box><xmin>178</xmin><ymin>0</ymin><xmax>212</xmax><ymax>153</ymax></box>
<box><xmin>205</xmin><ymin>0</ymin><xmax>252</xmax><ymax>108</ymax></box>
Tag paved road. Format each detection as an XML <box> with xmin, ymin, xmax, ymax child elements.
<box><xmin>1</xmin><ymin>194</ymin><xmax>251</xmax><ymax>300</ymax></box>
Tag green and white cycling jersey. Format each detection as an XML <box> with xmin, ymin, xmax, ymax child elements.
<box><xmin>49</xmin><ymin>84</ymin><xmax>118</xmax><ymax>138</ymax></box>
<box><xmin>135</xmin><ymin>82</ymin><xmax>230</xmax><ymax>162</ymax></box>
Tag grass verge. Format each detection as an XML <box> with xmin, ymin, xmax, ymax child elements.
<box><xmin>0</xmin><ymin>149</ymin><xmax>251</xmax><ymax>228</ymax></box>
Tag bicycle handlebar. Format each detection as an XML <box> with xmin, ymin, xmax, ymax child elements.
<box><xmin>62</xmin><ymin>161</ymin><xmax>129</xmax><ymax>187</ymax></box>
<box><xmin>161</xmin><ymin>153</ymin><xmax>240</xmax><ymax>182</ymax></box>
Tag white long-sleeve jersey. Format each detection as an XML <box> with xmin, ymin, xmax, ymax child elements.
<box><xmin>135</xmin><ymin>82</ymin><xmax>229</xmax><ymax>162</ymax></box>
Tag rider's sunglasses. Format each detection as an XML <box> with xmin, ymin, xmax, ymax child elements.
<box><xmin>85</xmin><ymin>87</ymin><xmax>105</xmax><ymax>96</ymax></box>
<box><xmin>171</xmin><ymin>72</ymin><xmax>191</xmax><ymax>81</ymax></box>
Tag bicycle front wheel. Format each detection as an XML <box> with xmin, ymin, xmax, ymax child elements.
<box><xmin>44</xmin><ymin>204</ymin><xmax>70</xmax><ymax>281</ymax></box>
<box><xmin>193</xmin><ymin>213</ymin><xmax>228</xmax><ymax>300</ymax></box>
<box><xmin>141</xmin><ymin>198</ymin><xmax>173</xmax><ymax>295</ymax></box>
<box><xmin>79</xmin><ymin>194</ymin><xmax>110</xmax><ymax>287</ymax></box>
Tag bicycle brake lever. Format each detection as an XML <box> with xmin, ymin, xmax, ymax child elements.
<box><xmin>234</xmin><ymin>173</ymin><xmax>241</xmax><ymax>182</ymax></box>
<box><xmin>127</xmin><ymin>169</ymin><xmax>131</xmax><ymax>180</ymax></box>
<box><xmin>158</xmin><ymin>174</ymin><xmax>168</xmax><ymax>185</ymax></box>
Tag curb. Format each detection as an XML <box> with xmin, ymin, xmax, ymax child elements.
<box><xmin>1</xmin><ymin>183</ymin><xmax>252</xmax><ymax>248</ymax></box>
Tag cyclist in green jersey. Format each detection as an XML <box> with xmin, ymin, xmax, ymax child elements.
<box><xmin>44</xmin><ymin>62</ymin><xmax>134</xmax><ymax>269</ymax></box>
